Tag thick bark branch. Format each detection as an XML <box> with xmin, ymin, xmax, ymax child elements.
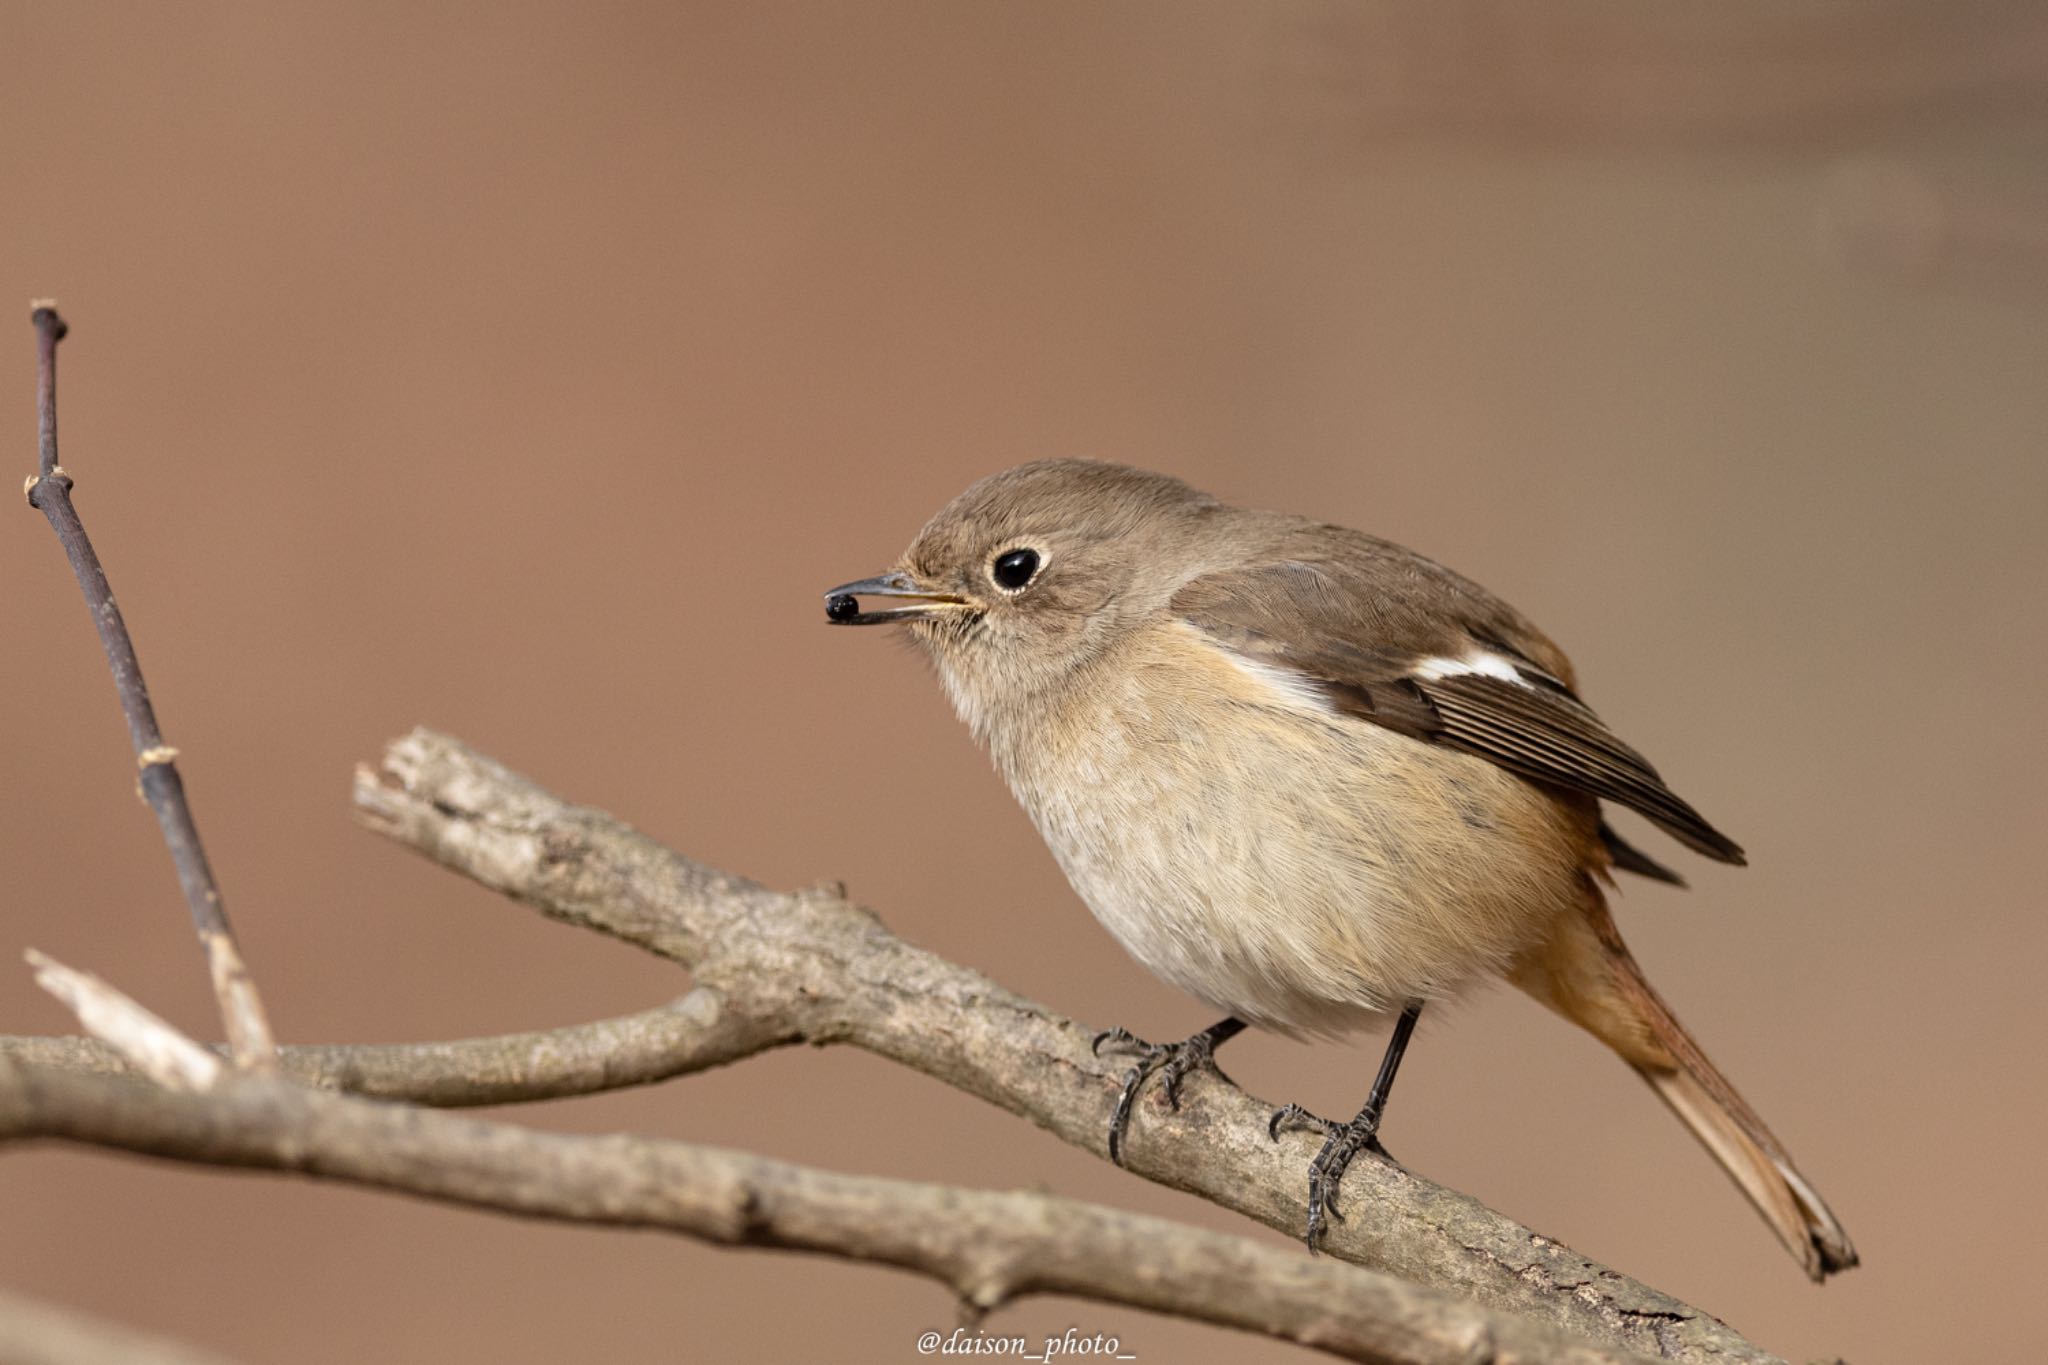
<box><xmin>332</xmin><ymin>730</ymin><xmax>1782</xmax><ymax>1365</ymax></box>
<box><xmin>0</xmin><ymin>1057</ymin><xmax>1656</xmax><ymax>1365</ymax></box>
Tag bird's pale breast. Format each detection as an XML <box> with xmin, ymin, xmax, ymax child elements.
<box><xmin>983</xmin><ymin>621</ymin><xmax>1597</xmax><ymax>1036</ymax></box>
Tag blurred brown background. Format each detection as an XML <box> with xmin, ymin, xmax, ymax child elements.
<box><xmin>2</xmin><ymin>4</ymin><xmax>2043</xmax><ymax>1362</ymax></box>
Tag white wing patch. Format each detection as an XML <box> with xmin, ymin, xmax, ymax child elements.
<box><xmin>1214</xmin><ymin>643</ymin><xmax>1340</xmax><ymax>716</ymax></box>
<box><xmin>1411</xmin><ymin>651</ymin><xmax>1528</xmax><ymax>685</ymax></box>
<box><xmin>1212</xmin><ymin>636</ymin><xmax>1537</xmax><ymax>712</ymax></box>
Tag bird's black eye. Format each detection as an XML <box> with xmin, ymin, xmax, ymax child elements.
<box><xmin>991</xmin><ymin>548</ymin><xmax>1040</xmax><ymax>591</ymax></box>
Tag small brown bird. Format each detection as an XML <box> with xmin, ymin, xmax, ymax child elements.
<box><xmin>824</xmin><ymin>459</ymin><xmax>1856</xmax><ymax>1280</ymax></box>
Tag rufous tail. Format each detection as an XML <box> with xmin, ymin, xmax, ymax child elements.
<box><xmin>1510</xmin><ymin>889</ymin><xmax>1858</xmax><ymax>1281</ymax></box>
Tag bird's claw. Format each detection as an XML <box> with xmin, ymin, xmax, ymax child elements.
<box><xmin>1267</xmin><ymin>1101</ymin><xmax>1323</xmax><ymax>1142</ymax></box>
<box><xmin>1095</xmin><ymin>1026</ymin><xmax>1227</xmax><ymax>1166</ymax></box>
<box><xmin>1267</xmin><ymin>1103</ymin><xmax>1399</xmax><ymax>1252</ymax></box>
<box><xmin>1091</xmin><ymin>1026</ymin><xmax>1140</xmax><ymax>1058</ymax></box>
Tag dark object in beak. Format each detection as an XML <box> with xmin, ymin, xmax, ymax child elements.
<box><xmin>822</xmin><ymin>571</ymin><xmax>965</xmax><ymax>625</ymax></box>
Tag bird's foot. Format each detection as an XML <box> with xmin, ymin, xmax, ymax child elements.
<box><xmin>1091</xmin><ymin>1025</ymin><xmax>1229</xmax><ymax>1166</ymax></box>
<box><xmin>1267</xmin><ymin>1103</ymin><xmax>1400</xmax><ymax>1252</ymax></box>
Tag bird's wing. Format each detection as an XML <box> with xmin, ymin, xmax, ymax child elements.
<box><xmin>1171</xmin><ymin>550</ymin><xmax>1744</xmax><ymax>866</ymax></box>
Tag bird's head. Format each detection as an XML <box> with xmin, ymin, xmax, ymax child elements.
<box><xmin>824</xmin><ymin>459</ymin><xmax>1218</xmax><ymax>731</ymax></box>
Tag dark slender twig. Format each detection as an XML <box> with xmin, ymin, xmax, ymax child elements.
<box><xmin>34</xmin><ymin>304</ymin><xmax>62</xmax><ymax>477</ymax></box>
<box><xmin>22</xmin><ymin>305</ymin><xmax>277</xmax><ymax>1070</ymax></box>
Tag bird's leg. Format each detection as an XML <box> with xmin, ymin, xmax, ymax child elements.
<box><xmin>1092</xmin><ymin>1016</ymin><xmax>1247</xmax><ymax>1166</ymax></box>
<box><xmin>1268</xmin><ymin>1000</ymin><xmax>1424</xmax><ymax>1252</ymax></box>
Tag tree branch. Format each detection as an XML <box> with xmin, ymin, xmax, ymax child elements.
<box><xmin>0</xmin><ymin>308</ymin><xmax>1816</xmax><ymax>1364</ymax></box>
<box><xmin>4</xmin><ymin>991</ymin><xmax>788</xmax><ymax>1105</ymax></box>
<box><xmin>0</xmin><ymin>1054</ymin><xmax>1658</xmax><ymax>1365</ymax></box>
<box><xmin>8</xmin><ymin>942</ymin><xmax>1666</xmax><ymax>1365</ymax></box>
<box><xmin>2</xmin><ymin>729</ymin><xmax>1787</xmax><ymax>1362</ymax></box>
<box><xmin>337</xmin><ymin>729</ymin><xmax>1781</xmax><ymax>1365</ymax></box>
<box><xmin>20</xmin><ymin>306</ymin><xmax>275</xmax><ymax>1071</ymax></box>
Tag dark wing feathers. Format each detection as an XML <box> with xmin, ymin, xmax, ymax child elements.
<box><xmin>1420</xmin><ymin>673</ymin><xmax>1744</xmax><ymax>863</ymax></box>
<box><xmin>1317</xmin><ymin>677</ymin><xmax>1439</xmax><ymax>742</ymax></box>
<box><xmin>1172</xmin><ymin>551</ymin><xmax>1745</xmax><ymax>871</ymax></box>
<box><xmin>1600</xmin><ymin>821</ymin><xmax>1689</xmax><ymax>886</ymax></box>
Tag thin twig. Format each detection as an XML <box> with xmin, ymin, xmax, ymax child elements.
<box><xmin>5</xmin><ymin>991</ymin><xmax>787</xmax><ymax>1105</ymax></box>
<box><xmin>25</xmin><ymin>950</ymin><xmax>223</xmax><ymax>1092</ymax></box>
<box><xmin>21</xmin><ymin>306</ymin><xmax>276</xmax><ymax>1071</ymax></box>
<box><xmin>0</xmin><ymin>1054</ymin><xmax>1658</xmax><ymax>1365</ymax></box>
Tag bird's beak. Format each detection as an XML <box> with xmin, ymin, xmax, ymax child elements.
<box><xmin>823</xmin><ymin>571</ymin><xmax>967</xmax><ymax>625</ymax></box>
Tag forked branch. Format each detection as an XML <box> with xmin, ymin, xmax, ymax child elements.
<box><xmin>3</xmin><ymin>731</ymin><xmax>1787</xmax><ymax>1363</ymax></box>
<box><xmin>4</xmin><ymin>311</ymin><xmax>1791</xmax><ymax>1365</ymax></box>
<box><xmin>342</xmin><ymin>729</ymin><xmax>1779</xmax><ymax>1365</ymax></box>
<box><xmin>0</xmin><ymin>1044</ymin><xmax>1652</xmax><ymax>1365</ymax></box>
